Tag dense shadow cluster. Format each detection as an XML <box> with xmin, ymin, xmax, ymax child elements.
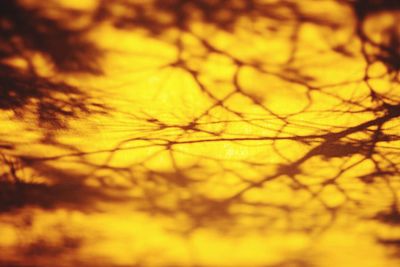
<box><xmin>352</xmin><ymin>0</ymin><xmax>400</xmax><ymax>83</ymax></box>
<box><xmin>0</xmin><ymin>0</ymin><xmax>109</xmax><ymax>209</ymax></box>
<box><xmin>0</xmin><ymin>0</ymin><xmax>105</xmax><ymax>129</ymax></box>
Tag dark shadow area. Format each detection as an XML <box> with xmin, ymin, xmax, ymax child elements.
<box><xmin>0</xmin><ymin>0</ymin><xmax>105</xmax><ymax>130</ymax></box>
<box><xmin>0</xmin><ymin>0</ymin><xmax>102</xmax><ymax>74</ymax></box>
<box><xmin>351</xmin><ymin>0</ymin><xmax>400</xmax><ymax>81</ymax></box>
<box><xmin>0</xmin><ymin>0</ymin><xmax>110</xmax><ymax>211</ymax></box>
<box><xmin>0</xmin><ymin>155</ymin><xmax>129</xmax><ymax>213</ymax></box>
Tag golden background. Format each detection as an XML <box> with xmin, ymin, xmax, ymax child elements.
<box><xmin>0</xmin><ymin>0</ymin><xmax>399</xmax><ymax>266</ymax></box>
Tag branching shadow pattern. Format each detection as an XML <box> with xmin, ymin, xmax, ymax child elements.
<box><xmin>0</xmin><ymin>0</ymin><xmax>400</xmax><ymax>266</ymax></box>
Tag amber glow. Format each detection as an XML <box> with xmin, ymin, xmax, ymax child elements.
<box><xmin>0</xmin><ymin>0</ymin><xmax>400</xmax><ymax>266</ymax></box>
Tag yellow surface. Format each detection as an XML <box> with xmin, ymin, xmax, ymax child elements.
<box><xmin>1</xmin><ymin>0</ymin><xmax>400</xmax><ymax>266</ymax></box>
